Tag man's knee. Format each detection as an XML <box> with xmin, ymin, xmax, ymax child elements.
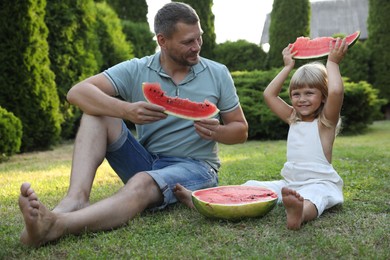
<box><xmin>79</xmin><ymin>114</ymin><xmax>123</xmax><ymax>144</ymax></box>
<box><xmin>125</xmin><ymin>172</ymin><xmax>156</xmax><ymax>189</ymax></box>
<box><xmin>124</xmin><ymin>172</ymin><xmax>163</xmax><ymax>206</ymax></box>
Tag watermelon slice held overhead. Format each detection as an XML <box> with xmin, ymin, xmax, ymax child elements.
<box><xmin>142</xmin><ymin>82</ymin><xmax>219</xmax><ymax>120</ymax></box>
<box><xmin>291</xmin><ymin>31</ymin><xmax>360</xmax><ymax>60</ymax></box>
<box><xmin>192</xmin><ymin>185</ymin><xmax>278</xmax><ymax>220</ymax></box>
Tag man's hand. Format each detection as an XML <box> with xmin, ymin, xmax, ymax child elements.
<box><xmin>194</xmin><ymin>118</ymin><xmax>220</xmax><ymax>140</ymax></box>
<box><xmin>124</xmin><ymin>101</ymin><xmax>167</xmax><ymax>124</ymax></box>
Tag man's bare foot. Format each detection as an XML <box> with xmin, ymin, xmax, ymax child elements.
<box><xmin>19</xmin><ymin>183</ymin><xmax>62</xmax><ymax>247</ymax></box>
<box><xmin>52</xmin><ymin>195</ymin><xmax>89</xmax><ymax>213</ymax></box>
<box><xmin>173</xmin><ymin>184</ymin><xmax>195</xmax><ymax>209</ymax></box>
<box><xmin>282</xmin><ymin>187</ymin><xmax>304</xmax><ymax>230</ymax></box>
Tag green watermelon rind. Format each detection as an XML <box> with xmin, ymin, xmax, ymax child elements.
<box><xmin>142</xmin><ymin>82</ymin><xmax>220</xmax><ymax>121</ymax></box>
<box><xmin>292</xmin><ymin>31</ymin><xmax>361</xmax><ymax>60</ymax></box>
<box><xmin>163</xmin><ymin>103</ymin><xmax>220</xmax><ymax>121</ymax></box>
<box><xmin>192</xmin><ymin>185</ymin><xmax>278</xmax><ymax>220</ymax></box>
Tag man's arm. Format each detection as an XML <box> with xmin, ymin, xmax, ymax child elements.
<box><xmin>194</xmin><ymin>105</ymin><xmax>248</xmax><ymax>144</ymax></box>
<box><xmin>67</xmin><ymin>73</ymin><xmax>167</xmax><ymax>124</ymax></box>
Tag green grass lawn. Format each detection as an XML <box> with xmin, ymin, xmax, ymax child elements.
<box><xmin>1</xmin><ymin>121</ymin><xmax>389</xmax><ymax>259</ymax></box>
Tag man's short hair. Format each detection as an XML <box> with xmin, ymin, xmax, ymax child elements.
<box><xmin>154</xmin><ymin>2</ymin><xmax>199</xmax><ymax>38</ymax></box>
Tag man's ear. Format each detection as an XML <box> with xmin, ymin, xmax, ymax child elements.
<box><xmin>156</xmin><ymin>34</ymin><xmax>166</xmax><ymax>49</ymax></box>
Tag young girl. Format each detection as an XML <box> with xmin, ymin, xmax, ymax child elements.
<box><xmin>174</xmin><ymin>38</ymin><xmax>348</xmax><ymax>230</ymax></box>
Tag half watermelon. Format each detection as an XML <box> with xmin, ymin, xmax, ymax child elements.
<box><xmin>142</xmin><ymin>82</ymin><xmax>219</xmax><ymax>120</ymax></box>
<box><xmin>192</xmin><ymin>185</ymin><xmax>278</xmax><ymax>220</ymax></box>
<box><xmin>291</xmin><ymin>31</ymin><xmax>360</xmax><ymax>60</ymax></box>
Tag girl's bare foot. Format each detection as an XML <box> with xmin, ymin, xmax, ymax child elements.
<box><xmin>173</xmin><ymin>184</ymin><xmax>195</xmax><ymax>209</ymax></box>
<box><xmin>282</xmin><ymin>187</ymin><xmax>304</xmax><ymax>230</ymax></box>
<box><xmin>19</xmin><ymin>183</ymin><xmax>62</xmax><ymax>247</ymax></box>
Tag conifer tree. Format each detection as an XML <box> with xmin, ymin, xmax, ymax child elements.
<box><xmin>0</xmin><ymin>0</ymin><xmax>62</xmax><ymax>151</ymax></box>
<box><xmin>268</xmin><ymin>0</ymin><xmax>310</xmax><ymax>68</ymax></box>
<box><xmin>106</xmin><ymin>0</ymin><xmax>156</xmax><ymax>57</ymax></box>
<box><xmin>45</xmin><ymin>0</ymin><xmax>101</xmax><ymax>138</ymax></box>
<box><xmin>96</xmin><ymin>1</ymin><xmax>134</xmax><ymax>70</ymax></box>
<box><xmin>367</xmin><ymin>0</ymin><xmax>390</xmax><ymax>118</ymax></box>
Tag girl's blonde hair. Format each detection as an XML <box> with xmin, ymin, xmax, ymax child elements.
<box><xmin>288</xmin><ymin>62</ymin><xmax>342</xmax><ymax>134</ymax></box>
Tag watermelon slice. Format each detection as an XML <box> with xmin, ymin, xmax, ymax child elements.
<box><xmin>142</xmin><ymin>82</ymin><xmax>219</xmax><ymax>120</ymax></box>
<box><xmin>291</xmin><ymin>31</ymin><xmax>360</xmax><ymax>60</ymax></box>
<box><xmin>192</xmin><ymin>185</ymin><xmax>278</xmax><ymax>220</ymax></box>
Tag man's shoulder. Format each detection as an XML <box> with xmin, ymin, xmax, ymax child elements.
<box><xmin>130</xmin><ymin>54</ymin><xmax>157</xmax><ymax>66</ymax></box>
<box><xmin>108</xmin><ymin>53</ymin><xmax>158</xmax><ymax>73</ymax></box>
<box><xmin>198</xmin><ymin>57</ymin><xmax>230</xmax><ymax>76</ymax></box>
<box><xmin>199</xmin><ymin>56</ymin><xmax>226</xmax><ymax>69</ymax></box>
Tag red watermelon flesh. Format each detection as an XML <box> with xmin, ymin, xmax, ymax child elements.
<box><xmin>194</xmin><ymin>185</ymin><xmax>277</xmax><ymax>204</ymax></box>
<box><xmin>291</xmin><ymin>31</ymin><xmax>360</xmax><ymax>60</ymax></box>
<box><xmin>142</xmin><ymin>82</ymin><xmax>219</xmax><ymax>120</ymax></box>
<box><xmin>192</xmin><ymin>185</ymin><xmax>278</xmax><ymax>220</ymax></box>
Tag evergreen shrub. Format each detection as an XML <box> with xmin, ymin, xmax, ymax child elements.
<box><xmin>45</xmin><ymin>0</ymin><xmax>102</xmax><ymax>139</ymax></box>
<box><xmin>215</xmin><ymin>40</ymin><xmax>267</xmax><ymax>71</ymax></box>
<box><xmin>96</xmin><ymin>2</ymin><xmax>134</xmax><ymax>71</ymax></box>
<box><xmin>232</xmin><ymin>69</ymin><xmax>290</xmax><ymax>140</ymax></box>
<box><xmin>0</xmin><ymin>107</ymin><xmax>22</xmax><ymax>159</ymax></box>
<box><xmin>122</xmin><ymin>21</ymin><xmax>157</xmax><ymax>57</ymax></box>
<box><xmin>0</xmin><ymin>0</ymin><xmax>62</xmax><ymax>151</ymax></box>
<box><xmin>341</xmin><ymin>79</ymin><xmax>387</xmax><ymax>134</ymax></box>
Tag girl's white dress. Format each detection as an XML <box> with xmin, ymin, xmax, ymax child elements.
<box><xmin>244</xmin><ymin>119</ymin><xmax>344</xmax><ymax>216</ymax></box>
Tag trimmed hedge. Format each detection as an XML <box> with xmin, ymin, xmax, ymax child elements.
<box><xmin>341</xmin><ymin>79</ymin><xmax>387</xmax><ymax>134</ymax></box>
<box><xmin>0</xmin><ymin>107</ymin><xmax>22</xmax><ymax>158</ymax></box>
<box><xmin>215</xmin><ymin>40</ymin><xmax>267</xmax><ymax>71</ymax></box>
<box><xmin>232</xmin><ymin>69</ymin><xmax>289</xmax><ymax>140</ymax></box>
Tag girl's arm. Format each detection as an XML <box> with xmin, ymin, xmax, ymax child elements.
<box><xmin>263</xmin><ymin>44</ymin><xmax>296</xmax><ymax>123</ymax></box>
<box><xmin>323</xmin><ymin>38</ymin><xmax>348</xmax><ymax>126</ymax></box>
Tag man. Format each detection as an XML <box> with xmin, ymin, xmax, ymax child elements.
<box><xmin>18</xmin><ymin>2</ymin><xmax>248</xmax><ymax>247</ymax></box>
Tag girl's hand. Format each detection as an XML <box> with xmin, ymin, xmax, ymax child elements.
<box><xmin>282</xmin><ymin>44</ymin><xmax>297</xmax><ymax>69</ymax></box>
<box><xmin>328</xmin><ymin>38</ymin><xmax>348</xmax><ymax>64</ymax></box>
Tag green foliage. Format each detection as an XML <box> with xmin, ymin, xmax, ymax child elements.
<box><xmin>105</xmin><ymin>0</ymin><xmax>154</xmax><ymax>58</ymax></box>
<box><xmin>106</xmin><ymin>0</ymin><xmax>148</xmax><ymax>22</ymax></box>
<box><xmin>122</xmin><ymin>21</ymin><xmax>157</xmax><ymax>57</ymax></box>
<box><xmin>0</xmin><ymin>107</ymin><xmax>22</xmax><ymax>159</ymax></box>
<box><xmin>341</xmin><ymin>80</ymin><xmax>387</xmax><ymax>134</ymax></box>
<box><xmin>232</xmin><ymin>69</ymin><xmax>290</xmax><ymax>139</ymax></box>
<box><xmin>175</xmin><ymin>0</ymin><xmax>217</xmax><ymax>59</ymax></box>
<box><xmin>45</xmin><ymin>0</ymin><xmax>101</xmax><ymax>139</ymax></box>
<box><xmin>340</xmin><ymin>41</ymin><xmax>370</xmax><ymax>83</ymax></box>
<box><xmin>96</xmin><ymin>2</ymin><xmax>134</xmax><ymax>71</ymax></box>
<box><xmin>215</xmin><ymin>40</ymin><xmax>267</xmax><ymax>71</ymax></box>
<box><xmin>366</xmin><ymin>0</ymin><xmax>390</xmax><ymax>114</ymax></box>
<box><xmin>0</xmin><ymin>0</ymin><xmax>62</xmax><ymax>151</ymax></box>
<box><xmin>268</xmin><ymin>0</ymin><xmax>310</xmax><ymax>68</ymax></box>
<box><xmin>232</xmin><ymin>70</ymin><xmax>385</xmax><ymax>140</ymax></box>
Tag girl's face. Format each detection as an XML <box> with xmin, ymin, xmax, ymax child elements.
<box><xmin>290</xmin><ymin>86</ymin><xmax>324</xmax><ymax>121</ymax></box>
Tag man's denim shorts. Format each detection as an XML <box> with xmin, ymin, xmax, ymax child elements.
<box><xmin>105</xmin><ymin>121</ymin><xmax>218</xmax><ymax>210</ymax></box>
